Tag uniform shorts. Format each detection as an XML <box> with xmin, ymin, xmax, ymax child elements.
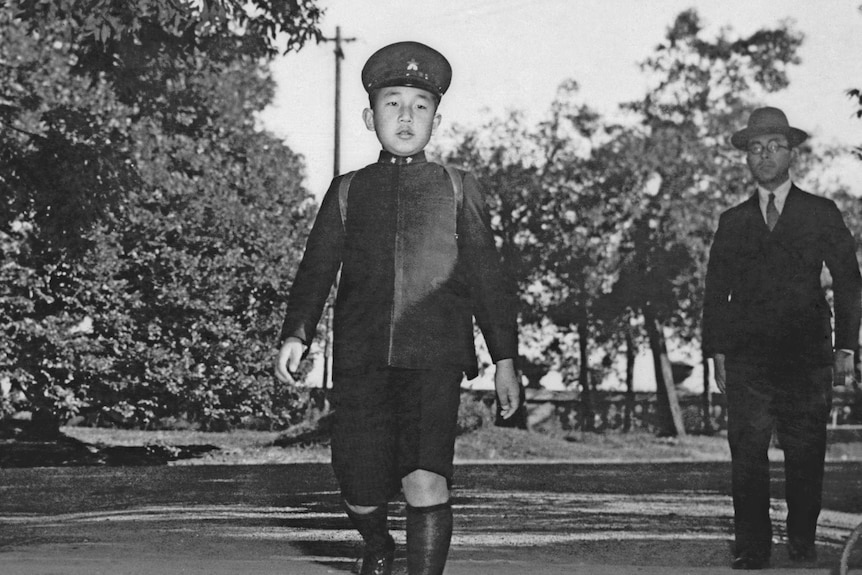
<box><xmin>329</xmin><ymin>366</ymin><xmax>463</xmax><ymax>506</ymax></box>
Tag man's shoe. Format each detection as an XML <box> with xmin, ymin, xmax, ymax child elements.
<box><xmin>788</xmin><ymin>542</ymin><xmax>817</xmax><ymax>562</ymax></box>
<box><xmin>731</xmin><ymin>554</ymin><xmax>768</xmax><ymax>570</ymax></box>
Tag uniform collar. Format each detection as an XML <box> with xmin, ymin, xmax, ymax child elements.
<box><xmin>377</xmin><ymin>150</ymin><xmax>427</xmax><ymax>165</ymax></box>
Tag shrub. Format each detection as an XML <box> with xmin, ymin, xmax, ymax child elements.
<box><xmin>457</xmin><ymin>391</ymin><xmax>496</xmax><ymax>435</ymax></box>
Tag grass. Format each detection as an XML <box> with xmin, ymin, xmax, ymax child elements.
<box><xmin>454</xmin><ymin>426</ymin><xmax>735</xmax><ymax>462</ymax></box>
<box><xmin>60</xmin><ymin>424</ymin><xmax>862</xmax><ymax>466</ymax></box>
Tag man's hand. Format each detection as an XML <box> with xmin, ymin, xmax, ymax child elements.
<box><xmin>274</xmin><ymin>337</ymin><xmax>306</xmax><ymax>383</ymax></box>
<box><xmin>713</xmin><ymin>353</ymin><xmax>726</xmax><ymax>394</ymax></box>
<box><xmin>833</xmin><ymin>349</ymin><xmax>856</xmax><ymax>387</ymax></box>
<box><xmin>494</xmin><ymin>358</ymin><xmax>520</xmax><ymax>420</ymax></box>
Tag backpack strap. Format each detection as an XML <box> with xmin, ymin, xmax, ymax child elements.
<box><xmin>337</xmin><ymin>166</ymin><xmax>463</xmax><ymax>231</ymax></box>
<box><xmin>443</xmin><ymin>165</ymin><xmax>463</xmax><ymax>231</ymax></box>
<box><xmin>337</xmin><ymin>170</ymin><xmax>356</xmax><ymax>229</ymax></box>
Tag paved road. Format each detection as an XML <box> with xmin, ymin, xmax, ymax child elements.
<box><xmin>1</xmin><ymin>461</ymin><xmax>861</xmax><ymax>574</ymax></box>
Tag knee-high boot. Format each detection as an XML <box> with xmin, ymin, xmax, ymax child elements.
<box><xmin>406</xmin><ymin>502</ymin><xmax>453</xmax><ymax>575</ymax></box>
<box><xmin>344</xmin><ymin>502</ymin><xmax>395</xmax><ymax>575</ymax></box>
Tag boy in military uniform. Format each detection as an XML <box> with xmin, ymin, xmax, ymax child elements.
<box><xmin>274</xmin><ymin>41</ymin><xmax>521</xmax><ymax>575</ymax></box>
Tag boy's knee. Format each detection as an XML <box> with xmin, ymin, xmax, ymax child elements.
<box><xmin>402</xmin><ymin>469</ymin><xmax>449</xmax><ymax>507</ymax></box>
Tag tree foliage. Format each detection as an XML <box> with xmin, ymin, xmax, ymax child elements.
<box><xmin>849</xmin><ymin>88</ymin><xmax>862</xmax><ymax>161</ymax></box>
<box><xmin>8</xmin><ymin>0</ymin><xmax>322</xmax><ymax>129</ymax></box>
<box><xmin>438</xmin><ymin>82</ymin><xmax>629</xmax><ymax>429</ymax></box>
<box><xmin>1</xmin><ymin>2</ymin><xmax>321</xmax><ymax>431</ymax></box>
<box><xmin>615</xmin><ymin>8</ymin><xmax>804</xmax><ymax>338</ymax></box>
<box><xmin>439</xmin><ymin>9</ymin><xmax>806</xmax><ymax>435</ymax></box>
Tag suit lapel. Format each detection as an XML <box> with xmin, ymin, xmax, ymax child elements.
<box><xmin>743</xmin><ymin>185</ymin><xmax>801</xmax><ymax>235</ymax></box>
<box><xmin>770</xmin><ymin>185</ymin><xmax>802</xmax><ymax>236</ymax></box>
<box><xmin>741</xmin><ymin>192</ymin><xmax>767</xmax><ymax>231</ymax></box>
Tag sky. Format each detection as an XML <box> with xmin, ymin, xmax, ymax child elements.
<box><xmin>259</xmin><ymin>0</ymin><xmax>862</xmax><ymax>199</ymax></box>
<box><xmin>258</xmin><ymin>0</ymin><xmax>862</xmax><ymax>391</ymax></box>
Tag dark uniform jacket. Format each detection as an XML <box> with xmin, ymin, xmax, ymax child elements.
<box><xmin>702</xmin><ymin>184</ymin><xmax>861</xmax><ymax>365</ymax></box>
<box><xmin>280</xmin><ymin>150</ymin><xmax>518</xmax><ymax>379</ymax></box>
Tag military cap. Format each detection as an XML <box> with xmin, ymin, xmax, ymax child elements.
<box><xmin>361</xmin><ymin>41</ymin><xmax>452</xmax><ymax>98</ymax></box>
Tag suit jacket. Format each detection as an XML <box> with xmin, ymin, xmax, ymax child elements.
<box><xmin>279</xmin><ymin>150</ymin><xmax>518</xmax><ymax>379</ymax></box>
<box><xmin>703</xmin><ymin>184</ymin><xmax>861</xmax><ymax>365</ymax></box>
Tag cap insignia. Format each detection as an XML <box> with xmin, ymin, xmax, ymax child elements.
<box><xmin>406</xmin><ymin>59</ymin><xmax>419</xmax><ymax>71</ymax></box>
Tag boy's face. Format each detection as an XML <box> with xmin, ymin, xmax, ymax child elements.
<box><xmin>363</xmin><ymin>86</ymin><xmax>441</xmax><ymax>157</ymax></box>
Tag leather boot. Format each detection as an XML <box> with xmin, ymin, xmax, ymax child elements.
<box><xmin>406</xmin><ymin>502</ymin><xmax>453</xmax><ymax>575</ymax></box>
<box><xmin>344</xmin><ymin>502</ymin><xmax>395</xmax><ymax>575</ymax></box>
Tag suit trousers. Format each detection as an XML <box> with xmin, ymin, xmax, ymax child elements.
<box><xmin>725</xmin><ymin>358</ymin><xmax>832</xmax><ymax>558</ymax></box>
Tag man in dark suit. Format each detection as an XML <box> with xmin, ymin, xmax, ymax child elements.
<box><xmin>703</xmin><ymin>107</ymin><xmax>861</xmax><ymax>570</ymax></box>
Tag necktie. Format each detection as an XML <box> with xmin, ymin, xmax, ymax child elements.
<box><xmin>766</xmin><ymin>193</ymin><xmax>779</xmax><ymax>231</ymax></box>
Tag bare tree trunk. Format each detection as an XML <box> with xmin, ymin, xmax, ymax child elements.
<box><xmin>701</xmin><ymin>354</ymin><xmax>714</xmax><ymax>435</ymax></box>
<box><xmin>577</xmin><ymin>322</ymin><xmax>595</xmax><ymax>432</ymax></box>
<box><xmin>643</xmin><ymin>305</ymin><xmax>686</xmax><ymax>437</ymax></box>
<box><xmin>624</xmin><ymin>327</ymin><xmax>636</xmax><ymax>433</ymax></box>
<box><xmin>323</xmin><ymin>305</ymin><xmax>332</xmax><ymax>389</ymax></box>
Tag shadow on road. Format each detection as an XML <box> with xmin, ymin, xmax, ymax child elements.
<box><xmin>0</xmin><ymin>462</ymin><xmax>860</xmax><ymax>573</ymax></box>
<box><xmin>0</xmin><ymin>434</ymin><xmax>219</xmax><ymax>467</ymax></box>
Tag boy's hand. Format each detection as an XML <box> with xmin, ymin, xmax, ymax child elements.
<box><xmin>494</xmin><ymin>358</ymin><xmax>520</xmax><ymax>420</ymax></box>
<box><xmin>275</xmin><ymin>337</ymin><xmax>306</xmax><ymax>383</ymax></box>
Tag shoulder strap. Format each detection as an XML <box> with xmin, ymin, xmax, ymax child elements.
<box><xmin>443</xmin><ymin>165</ymin><xmax>463</xmax><ymax>225</ymax></box>
<box><xmin>337</xmin><ymin>166</ymin><xmax>463</xmax><ymax>230</ymax></box>
<box><xmin>337</xmin><ymin>171</ymin><xmax>356</xmax><ymax>229</ymax></box>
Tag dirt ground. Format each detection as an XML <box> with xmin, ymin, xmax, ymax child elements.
<box><xmin>2</xmin><ymin>460</ymin><xmax>862</xmax><ymax>574</ymax></box>
<box><xmin>2</xmin><ymin>427</ymin><xmax>862</xmax><ymax>573</ymax></box>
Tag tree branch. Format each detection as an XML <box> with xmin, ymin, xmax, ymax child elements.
<box><xmin>0</xmin><ymin>117</ymin><xmax>46</xmax><ymax>141</ymax></box>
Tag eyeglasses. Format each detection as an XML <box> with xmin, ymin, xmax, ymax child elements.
<box><xmin>747</xmin><ymin>141</ymin><xmax>790</xmax><ymax>155</ymax></box>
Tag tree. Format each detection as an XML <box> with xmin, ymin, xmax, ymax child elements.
<box><xmin>438</xmin><ymin>82</ymin><xmax>631</xmax><ymax>430</ymax></box>
<box><xmin>8</xmin><ymin>0</ymin><xmax>322</xmax><ymax>70</ymax></box>
<box><xmin>438</xmin><ymin>9</ymin><xmax>806</xmax><ymax>437</ymax></box>
<box><xmin>611</xmin><ymin>9</ymin><xmax>803</xmax><ymax>435</ymax></box>
<box><xmin>849</xmin><ymin>88</ymin><xmax>862</xmax><ymax>161</ymax></box>
<box><xmin>1</xmin><ymin>11</ymin><xmax>142</xmax><ymax>432</ymax></box>
<box><xmin>1</xmin><ymin>3</ymin><xmax>320</xmax><ymax>433</ymax></box>
<box><xmin>851</xmin><ymin>3</ymin><xmax>862</xmax><ymax>160</ymax></box>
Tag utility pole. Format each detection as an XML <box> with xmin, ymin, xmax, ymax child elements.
<box><xmin>319</xmin><ymin>26</ymin><xmax>356</xmax><ymax>392</ymax></box>
<box><xmin>330</xmin><ymin>26</ymin><xmax>355</xmax><ymax>176</ymax></box>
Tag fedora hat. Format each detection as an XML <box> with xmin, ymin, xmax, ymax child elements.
<box><xmin>730</xmin><ymin>106</ymin><xmax>808</xmax><ymax>150</ymax></box>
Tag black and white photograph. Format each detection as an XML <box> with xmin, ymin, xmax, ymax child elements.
<box><xmin>2</xmin><ymin>1</ymin><xmax>862</xmax><ymax>573</ymax></box>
